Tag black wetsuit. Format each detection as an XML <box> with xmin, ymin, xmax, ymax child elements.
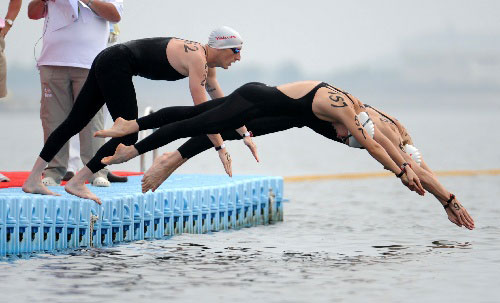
<box><xmin>39</xmin><ymin>37</ymin><xmax>186</xmax><ymax>173</ymax></box>
<box><xmin>134</xmin><ymin>82</ymin><xmax>338</xmax><ymax>155</ymax></box>
<box><xmin>177</xmin><ymin>115</ymin><xmax>341</xmax><ymax>159</ymax></box>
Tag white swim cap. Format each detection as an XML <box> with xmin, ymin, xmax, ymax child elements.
<box><xmin>347</xmin><ymin>112</ymin><xmax>375</xmax><ymax>148</ymax></box>
<box><xmin>404</xmin><ymin>144</ymin><xmax>422</xmax><ymax>165</ymax></box>
<box><xmin>208</xmin><ymin>26</ymin><xmax>243</xmax><ymax>49</ymax></box>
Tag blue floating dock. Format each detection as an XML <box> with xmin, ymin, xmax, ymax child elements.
<box><xmin>0</xmin><ymin>174</ymin><xmax>284</xmax><ymax>256</ymax></box>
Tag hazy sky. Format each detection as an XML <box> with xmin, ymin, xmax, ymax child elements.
<box><xmin>5</xmin><ymin>0</ymin><xmax>500</xmax><ymax>73</ymax></box>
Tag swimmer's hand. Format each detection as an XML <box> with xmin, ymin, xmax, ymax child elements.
<box><xmin>243</xmin><ymin>136</ymin><xmax>260</xmax><ymax>162</ymax></box>
<box><xmin>444</xmin><ymin>197</ymin><xmax>475</xmax><ymax>230</ymax></box>
<box><xmin>218</xmin><ymin>148</ymin><xmax>232</xmax><ymax>177</ymax></box>
<box><xmin>400</xmin><ymin>167</ymin><xmax>425</xmax><ymax>196</ymax></box>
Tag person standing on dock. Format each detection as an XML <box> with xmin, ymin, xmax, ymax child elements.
<box><xmin>27</xmin><ymin>0</ymin><xmax>123</xmax><ymax>188</ymax></box>
<box><xmin>0</xmin><ymin>0</ymin><xmax>23</xmax><ymax>183</ymax></box>
<box><xmin>23</xmin><ymin>26</ymin><xmax>258</xmax><ymax>204</ymax></box>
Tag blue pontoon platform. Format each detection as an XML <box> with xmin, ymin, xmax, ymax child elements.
<box><xmin>0</xmin><ymin>175</ymin><xmax>284</xmax><ymax>256</ymax></box>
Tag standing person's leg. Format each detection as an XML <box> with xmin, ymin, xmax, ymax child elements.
<box><xmin>64</xmin><ymin>136</ymin><xmax>81</xmax><ymax>181</ymax></box>
<box><xmin>40</xmin><ymin>66</ymin><xmax>74</xmax><ymax>185</ymax></box>
<box><xmin>0</xmin><ymin>36</ymin><xmax>9</xmax><ymax>181</ymax></box>
<box><xmin>0</xmin><ymin>36</ymin><xmax>7</xmax><ymax>98</ymax></box>
<box><xmin>69</xmin><ymin>67</ymin><xmax>109</xmax><ymax>186</ymax></box>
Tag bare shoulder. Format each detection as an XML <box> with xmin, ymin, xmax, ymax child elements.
<box><xmin>169</xmin><ymin>39</ymin><xmax>206</xmax><ymax>60</ymax></box>
<box><xmin>172</xmin><ymin>39</ymin><xmax>207</xmax><ymax>71</ymax></box>
<box><xmin>312</xmin><ymin>86</ymin><xmax>355</xmax><ymax>122</ymax></box>
<box><xmin>315</xmin><ymin>84</ymin><xmax>351</xmax><ymax>109</ymax></box>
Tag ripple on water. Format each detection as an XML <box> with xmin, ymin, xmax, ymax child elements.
<box><xmin>1</xmin><ymin>178</ymin><xmax>499</xmax><ymax>302</ymax></box>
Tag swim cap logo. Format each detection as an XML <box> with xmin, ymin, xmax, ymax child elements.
<box><xmin>215</xmin><ymin>35</ymin><xmax>237</xmax><ymax>40</ymax></box>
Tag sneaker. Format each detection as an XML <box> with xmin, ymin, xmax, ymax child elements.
<box><xmin>0</xmin><ymin>173</ymin><xmax>10</xmax><ymax>182</ymax></box>
<box><xmin>92</xmin><ymin>176</ymin><xmax>110</xmax><ymax>187</ymax></box>
<box><xmin>62</xmin><ymin>171</ymin><xmax>75</xmax><ymax>182</ymax></box>
<box><xmin>42</xmin><ymin>176</ymin><xmax>59</xmax><ymax>186</ymax></box>
<box><xmin>107</xmin><ymin>171</ymin><xmax>128</xmax><ymax>183</ymax></box>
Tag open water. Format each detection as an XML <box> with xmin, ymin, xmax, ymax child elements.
<box><xmin>0</xmin><ymin>93</ymin><xmax>499</xmax><ymax>302</ymax></box>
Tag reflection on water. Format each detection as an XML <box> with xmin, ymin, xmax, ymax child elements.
<box><xmin>429</xmin><ymin>240</ymin><xmax>472</xmax><ymax>249</ymax></box>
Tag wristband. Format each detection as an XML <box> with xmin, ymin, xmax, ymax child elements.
<box><xmin>215</xmin><ymin>143</ymin><xmax>226</xmax><ymax>151</ymax></box>
<box><xmin>443</xmin><ymin>193</ymin><xmax>455</xmax><ymax>209</ymax></box>
<box><xmin>241</xmin><ymin>131</ymin><xmax>252</xmax><ymax>138</ymax></box>
<box><xmin>401</xmin><ymin>162</ymin><xmax>411</xmax><ymax>170</ymax></box>
<box><xmin>396</xmin><ymin>162</ymin><xmax>408</xmax><ymax>178</ymax></box>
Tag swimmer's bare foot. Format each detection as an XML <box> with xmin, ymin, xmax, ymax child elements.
<box><xmin>23</xmin><ymin>157</ymin><xmax>60</xmax><ymax>196</ymax></box>
<box><xmin>142</xmin><ymin>151</ymin><xmax>185</xmax><ymax>193</ymax></box>
<box><xmin>101</xmin><ymin>144</ymin><xmax>139</xmax><ymax>165</ymax></box>
<box><xmin>22</xmin><ymin>178</ymin><xmax>60</xmax><ymax>196</ymax></box>
<box><xmin>65</xmin><ymin>176</ymin><xmax>102</xmax><ymax>205</ymax></box>
<box><xmin>94</xmin><ymin>117</ymin><xmax>139</xmax><ymax>138</ymax></box>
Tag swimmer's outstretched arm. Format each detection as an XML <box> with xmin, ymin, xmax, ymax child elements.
<box><xmin>368</xmin><ymin>108</ymin><xmax>473</xmax><ymax>229</ymax></box>
<box><xmin>188</xmin><ymin>57</ymin><xmax>232</xmax><ymax>176</ymax></box>
<box><xmin>400</xmin><ymin>155</ymin><xmax>474</xmax><ymax>229</ymax></box>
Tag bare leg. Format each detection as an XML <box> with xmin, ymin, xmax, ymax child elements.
<box><xmin>64</xmin><ymin>166</ymin><xmax>102</xmax><ymax>204</ymax></box>
<box><xmin>101</xmin><ymin>143</ymin><xmax>139</xmax><ymax>165</ymax></box>
<box><xmin>94</xmin><ymin>117</ymin><xmax>139</xmax><ymax>138</ymax></box>
<box><xmin>141</xmin><ymin>151</ymin><xmax>186</xmax><ymax>193</ymax></box>
<box><xmin>22</xmin><ymin>157</ymin><xmax>60</xmax><ymax>196</ymax></box>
